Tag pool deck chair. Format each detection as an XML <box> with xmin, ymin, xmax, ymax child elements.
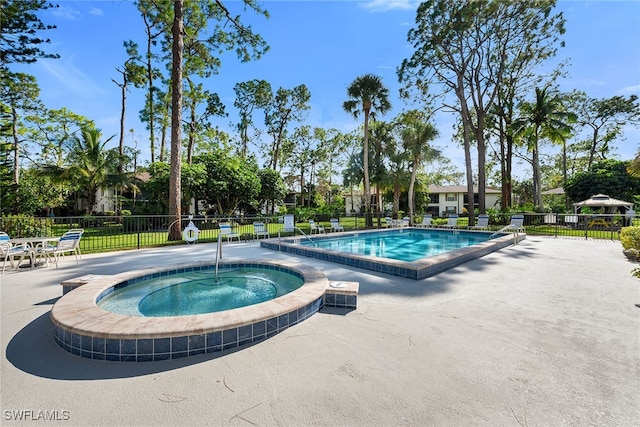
<box><xmin>330</xmin><ymin>218</ymin><xmax>344</xmax><ymax>232</ymax></box>
<box><xmin>219</xmin><ymin>222</ymin><xmax>240</xmax><ymax>242</ymax></box>
<box><xmin>508</xmin><ymin>214</ymin><xmax>525</xmax><ymax>232</ymax></box>
<box><xmin>469</xmin><ymin>214</ymin><xmax>489</xmax><ymax>230</ymax></box>
<box><xmin>309</xmin><ymin>220</ymin><xmax>325</xmax><ymax>234</ymax></box>
<box><xmin>384</xmin><ymin>217</ymin><xmax>395</xmax><ymax>228</ymax></box>
<box><xmin>440</xmin><ymin>214</ymin><xmax>459</xmax><ymax>229</ymax></box>
<box><xmin>38</xmin><ymin>232</ymin><xmax>81</xmax><ymax>268</ymax></box>
<box><xmin>1</xmin><ymin>233</ymin><xmax>32</xmax><ymax>273</ymax></box>
<box><xmin>253</xmin><ymin>222</ymin><xmax>270</xmax><ymax>239</ymax></box>
<box><xmin>401</xmin><ymin>217</ymin><xmax>410</xmax><ymax>227</ymax></box>
<box><xmin>416</xmin><ymin>215</ymin><xmax>433</xmax><ymax>228</ymax></box>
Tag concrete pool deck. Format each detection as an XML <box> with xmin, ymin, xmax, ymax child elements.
<box><xmin>1</xmin><ymin>236</ymin><xmax>638</xmax><ymax>425</ymax></box>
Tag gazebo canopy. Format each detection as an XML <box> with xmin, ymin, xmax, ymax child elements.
<box><xmin>572</xmin><ymin>194</ymin><xmax>633</xmax><ymax>213</ymax></box>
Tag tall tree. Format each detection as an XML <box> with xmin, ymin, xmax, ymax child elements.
<box><xmin>0</xmin><ymin>0</ymin><xmax>59</xmax><ymax>68</ymax></box>
<box><xmin>168</xmin><ymin>0</ymin><xmax>184</xmax><ymax>240</ymax></box>
<box><xmin>164</xmin><ymin>0</ymin><xmax>268</xmax><ymax>240</ymax></box>
<box><xmin>343</xmin><ymin>73</ymin><xmax>391</xmax><ymax>227</ymax></box>
<box><xmin>132</xmin><ymin>0</ymin><xmax>168</xmax><ymax>162</ymax></box>
<box><xmin>1</xmin><ymin>72</ymin><xmax>41</xmax><ymax>185</ymax></box>
<box><xmin>264</xmin><ymin>84</ymin><xmax>311</xmax><ymax>170</ymax></box>
<box><xmin>183</xmin><ymin>78</ymin><xmax>226</xmax><ymax>163</ymax></box>
<box><xmin>396</xmin><ymin>110</ymin><xmax>440</xmax><ymax>224</ymax></box>
<box><xmin>41</xmin><ymin>127</ymin><xmax>118</xmax><ymax>214</ymax></box>
<box><xmin>112</xmin><ymin>59</ymin><xmax>145</xmax><ymax>174</ymax></box>
<box><xmin>399</xmin><ymin>0</ymin><xmax>565</xmax><ymax>222</ymax></box>
<box><xmin>26</xmin><ymin>107</ymin><xmax>93</xmax><ymax>166</ymax></box>
<box><xmin>234</xmin><ymin>79</ymin><xmax>272</xmax><ymax>158</ymax></box>
<box><xmin>570</xmin><ymin>92</ymin><xmax>640</xmax><ymax>168</ymax></box>
<box><xmin>515</xmin><ymin>86</ymin><xmax>574</xmax><ymax>209</ymax></box>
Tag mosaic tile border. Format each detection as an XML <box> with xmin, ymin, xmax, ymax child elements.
<box><xmin>53</xmin><ymin>297</ymin><xmax>323</xmax><ymax>362</ymax></box>
<box><xmin>261</xmin><ymin>228</ymin><xmax>525</xmax><ymax>280</ymax></box>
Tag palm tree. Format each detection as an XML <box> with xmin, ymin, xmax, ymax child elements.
<box><xmin>42</xmin><ymin>127</ymin><xmax>118</xmax><ymax>214</ymax></box>
<box><xmin>343</xmin><ymin>74</ymin><xmax>391</xmax><ymax>227</ymax></box>
<box><xmin>397</xmin><ymin>110</ymin><xmax>439</xmax><ymax>224</ymax></box>
<box><xmin>516</xmin><ymin>87</ymin><xmax>575</xmax><ymax>209</ymax></box>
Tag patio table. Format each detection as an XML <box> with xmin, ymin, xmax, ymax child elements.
<box><xmin>9</xmin><ymin>237</ymin><xmax>60</xmax><ymax>268</ymax></box>
<box><xmin>587</xmin><ymin>217</ymin><xmax>611</xmax><ymax>228</ymax></box>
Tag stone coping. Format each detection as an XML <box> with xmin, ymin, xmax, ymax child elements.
<box><xmin>50</xmin><ymin>258</ymin><xmax>329</xmax><ymax>340</ymax></box>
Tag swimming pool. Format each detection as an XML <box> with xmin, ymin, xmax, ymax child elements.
<box><xmin>300</xmin><ymin>229</ymin><xmax>492</xmax><ymax>262</ymax></box>
<box><xmin>261</xmin><ymin>228</ymin><xmax>524</xmax><ymax>280</ymax></box>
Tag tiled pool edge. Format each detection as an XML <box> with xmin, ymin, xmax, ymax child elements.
<box><xmin>261</xmin><ymin>228</ymin><xmax>525</xmax><ymax>280</ymax></box>
<box><xmin>51</xmin><ymin>259</ymin><xmax>331</xmax><ymax>362</ymax></box>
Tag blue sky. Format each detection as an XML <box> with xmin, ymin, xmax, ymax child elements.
<box><xmin>14</xmin><ymin>0</ymin><xmax>640</xmax><ymax>179</ymax></box>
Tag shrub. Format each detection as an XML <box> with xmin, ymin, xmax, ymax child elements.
<box><xmin>620</xmin><ymin>226</ymin><xmax>640</xmax><ymax>250</ymax></box>
<box><xmin>1</xmin><ymin>215</ymin><xmax>53</xmax><ymax>238</ymax></box>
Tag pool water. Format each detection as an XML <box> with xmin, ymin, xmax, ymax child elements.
<box><xmin>300</xmin><ymin>229</ymin><xmax>491</xmax><ymax>262</ymax></box>
<box><xmin>98</xmin><ymin>267</ymin><xmax>304</xmax><ymax>317</ymax></box>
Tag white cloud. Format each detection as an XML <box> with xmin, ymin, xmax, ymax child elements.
<box><xmin>360</xmin><ymin>0</ymin><xmax>420</xmax><ymax>12</ymax></box>
<box><xmin>51</xmin><ymin>5</ymin><xmax>82</xmax><ymax>20</ymax></box>
<box><xmin>616</xmin><ymin>84</ymin><xmax>640</xmax><ymax>95</ymax></box>
<box><xmin>39</xmin><ymin>57</ymin><xmax>106</xmax><ymax>97</ymax></box>
<box><xmin>89</xmin><ymin>8</ymin><xmax>104</xmax><ymax>16</ymax></box>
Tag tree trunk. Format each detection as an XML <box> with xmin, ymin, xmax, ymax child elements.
<box><xmin>408</xmin><ymin>157</ymin><xmax>418</xmax><ymax>225</ymax></box>
<box><xmin>363</xmin><ymin>109</ymin><xmax>372</xmax><ymax>227</ymax></box>
<box><xmin>533</xmin><ymin>127</ymin><xmax>542</xmax><ymax>209</ymax></box>
<box><xmin>11</xmin><ymin>107</ymin><xmax>20</xmax><ymax>185</ymax></box>
<box><xmin>168</xmin><ymin>0</ymin><xmax>184</xmax><ymax>241</ymax></box>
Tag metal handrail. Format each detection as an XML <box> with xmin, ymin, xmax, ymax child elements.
<box><xmin>215</xmin><ymin>232</ymin><xmax>222</xmax><ymax>279</ymax></box>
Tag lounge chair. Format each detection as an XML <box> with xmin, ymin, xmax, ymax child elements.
<box><xmin>401</xmin><ymin>217</ymin><xmax>410</xmax><ymax>227</ymax></box>
<box><xmin>1</xmin><ymin>233</ymin><xmax>32</xmax><ymax>273</ymax></box>
<box><xmin>309</xmin><ymin>220</ymin><xmax>325</xmax><ymax>234</ymax></box>
<box><xmin>384</xmin><ymin>217</ymin><xmax>395</xmax><ymax>228</ymax></box>
<box><xmin>440</xmin><ymin>214</ymin><xmax>459</xmax><ymax>229</ymax></box>
<box><xmin>253</xmin><ymin>222</ymin><xmax>270</xmax><ymax>239</ymax></box>
<box><xmin>330</xmin><ymin>218</ymin><xmax>344</xmax><ymax>232</ymax></box>
<box><xmin>219</xmin><ymin>222</ymin><xmax>240</xmax><ymax>242</ymax></box>
<box><xmin>469</xmin><ymin>214</ymin><xmax>489</xmax><ymax>230</ymax></box>
<box><xmin>416</xmin><ymin>215</ymin><xmax>433</xmax><ymax>228</ymax></box>
<box><xmin>508</xmin><ymin>214</ymin><xmax>525</xmax><ymax>232</ymax></box>
<box><xmin>37</xmin><ymin>232</ymin><xmax>82</xmax><ymax>268</ymax></box>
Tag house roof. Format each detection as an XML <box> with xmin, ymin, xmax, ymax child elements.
<box><xmin>428</xmin><ymin>185</ymin><xmax>501</xmax><ymax>194</ymax></box>
<box><xmin>542</xmin><ymin>187</ymin><xmax>565</xmax><ymax>195</ymax></box>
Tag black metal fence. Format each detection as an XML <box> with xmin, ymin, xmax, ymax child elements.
<box><xmin>0</xmin><ymin>212</ymin><xmax>636</xmax><ymax>255</ymax></box>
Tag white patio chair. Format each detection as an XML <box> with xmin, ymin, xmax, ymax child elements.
<box><xmin>219</xmin><ymin>222</ymin><xmax>240</xmax><ymax>242</ymax></box>
<box><xmin>253</xmin><ymin>222</ymin><xmax>270</xmax><ymax>239</ymax></box>
<box><xmin>37</xmin><ymin>232</ymin><xmax>81</xmax><ymax>268</ymax></box>
<box><xmin>308</xmin><ymin>220</ymin><xmax>325</xmax><ymax>234</ymax></box>
<box><xmin>1</xmin><ymin>236</ymin><xmax>32</xmax><ymax>274</ymax></box>
<box><xmin>508</xmin><ymin>214</ymin><xmax>525</xmax><ymax>232</ymax></box>
<box><xmin>416</xmin><ymin>215</ymin><xmax>433</xmax><ymax>228</ymax></box>
<box><xmin>440</xmin><ymin>214</ymin><xmax>459</xmax><ymax>229</ymax></box>
<box><xmin>469</xmin><ymin>214</ymin><xmax>489</xmax><ymax>230</ymax></box>
<box><xmin>330</xmin><ymin>218</ymin><xmax>344</xmax><ymax>232</ymax></box>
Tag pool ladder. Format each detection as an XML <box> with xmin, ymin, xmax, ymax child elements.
<box><xmin>489</xmin><ymin>225</ymin><xmax>520</xmax><ymax>245</ymax></box>
<box><xmin>278</xmin><ymin>227</ymin><xmax>317</xmax><ymax>250</ymax></box>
